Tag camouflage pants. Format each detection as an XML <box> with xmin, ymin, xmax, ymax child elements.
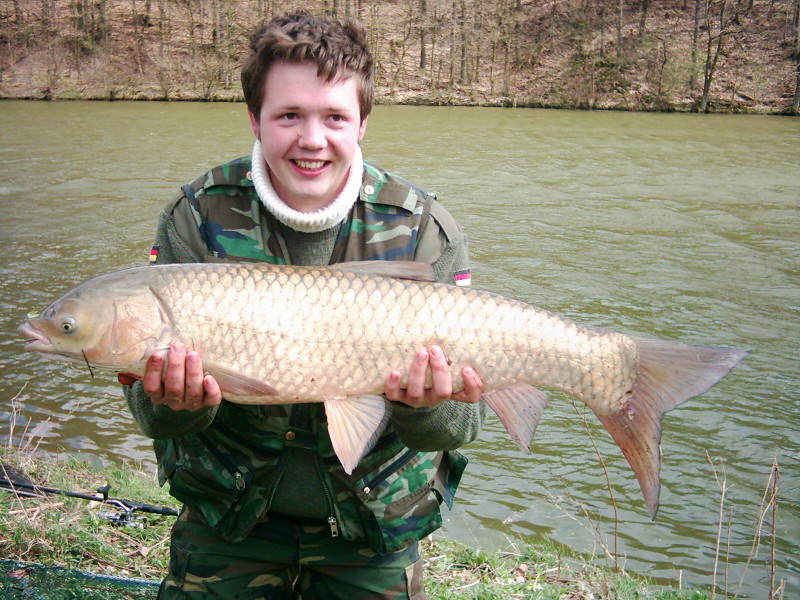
<box><xmin>158</xmin><ymin>507</ymin><xmax>427</xmax><ymax>600</ymax></box>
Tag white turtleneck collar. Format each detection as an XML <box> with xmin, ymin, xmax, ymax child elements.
<box><xmin>250</xmin><ymin>139</ymin><xmax>363</xmax><ymax>233</ymax></box>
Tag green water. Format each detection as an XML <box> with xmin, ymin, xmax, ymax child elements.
<box><xmin>1</xmin><ymin>100</ymin><xmax>797</xmax><ymax>597</ymax></box>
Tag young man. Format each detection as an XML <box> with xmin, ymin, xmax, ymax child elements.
<box><xmin>124</xmin><ymin>12</ymin><xmax>484</xmax><ymax>600</ymax></box>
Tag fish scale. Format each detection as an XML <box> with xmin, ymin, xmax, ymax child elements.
<box><xmin>18</xmin><ymin>260</ymin><xmax>746</xmax><ymax>515</ymax></box>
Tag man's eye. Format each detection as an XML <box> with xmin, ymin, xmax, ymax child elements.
<box><xmin>281</xmin><ymin>112</ymin><xmax>298</xmax><ymax>120</ymax></box>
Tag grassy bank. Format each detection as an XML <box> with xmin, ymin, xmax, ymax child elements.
<box><xmin>0</xmin><ymin>444</ymin><xmax>711</xmax><ymax>600</ymax></box>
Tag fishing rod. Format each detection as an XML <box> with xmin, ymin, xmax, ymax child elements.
<box><xmin>0</xmin><ymin>476</ymin><xmax>179</xmax><ymax>523</ymax></box>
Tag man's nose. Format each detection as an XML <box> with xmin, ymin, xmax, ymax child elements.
<box><xmin>298</xmin><ymin>119</ymin><xmax>326</xmax><ymax>149</ymax></box>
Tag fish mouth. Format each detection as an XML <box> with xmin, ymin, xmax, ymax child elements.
<box><xmin>18</xmin><ymin>321</ymin><xmax>52</xmax><ymax>350</ymax></box>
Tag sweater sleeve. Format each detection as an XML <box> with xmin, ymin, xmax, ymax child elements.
<box><xmin>124</xmin><ymin>381</ymin><xmax>218</xmax><ymax>439</ymax></box>
<box><xmin>389</xmin><ymin>200</ymin><xmax>485</xmax><ymax>451</ymax></box>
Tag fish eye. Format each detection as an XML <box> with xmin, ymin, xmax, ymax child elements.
<box><xmin>61</xmin><ymin>318</ymin><xmax>76</xmax><ymax>333</ymax></box>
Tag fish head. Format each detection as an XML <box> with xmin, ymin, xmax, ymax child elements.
<box><xmin>18</xmin><ymin>271</ymin><xmax>169</xmax><ymax>370</ymax></box>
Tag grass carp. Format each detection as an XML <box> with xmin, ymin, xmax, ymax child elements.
<box><xmin>17</xmin><ymin>261</ymin><xmax>746</xmax><ymax>516</ymax></box>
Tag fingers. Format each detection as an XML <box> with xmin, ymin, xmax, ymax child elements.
<box><xmin>142</xmin><ymin>351</ymin><xmax>166</xmax><ymax>400</ymax></box>
<box><xmin>384</xmin><ymin>370</ymin><xmax>403</xmax><ymax>402</ymax></box>
<box><xmin>428</xmin><ymin>346</ymin><xmax>453</xmax><ymax>400</ymax></box>
<box><xmin>453</xmin><ymin>366</ymin><xmax>484</xmax><ymax>404</ymax></box>
<box><xmin>184</xmin><ymin>351</ymin><xmax>205</xmax><ymax>404</ymax></box>
<box><xmin>384</xmin><ymin>345</ymin><xmax>474</xmax><ymax>408</ymax></box>
<box><xmin>404</xmin><ymin>349</ymin><xmax>430</xmax><ymax>402</ymax></box>
<box><xmin>163</xmin><ymin>343</ymin><xmax>187</xmax><ymax>404</ymax></box>
<box><xmin>142</xmin><ymin>343</ymin><xmax>218</xmax><ymax>411</ymax></box>
<box><xmin>202</xmin><ymin>374</ymin><xmax>222</xmax><ymax>407</ymax></box>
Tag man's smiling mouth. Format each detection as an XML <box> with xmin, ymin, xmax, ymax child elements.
<box><xmin>293</xmin><ymin>159</ymin><xmax>327</xmax><ymax>170</ymax></box>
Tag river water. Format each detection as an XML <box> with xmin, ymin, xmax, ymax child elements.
<box><xmin>1</xmin><ymin>100</ymin><xmax>797</xmax><ymax>597</ymax></box>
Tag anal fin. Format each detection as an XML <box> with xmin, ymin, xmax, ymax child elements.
<box><xmin>324</xmin><ymin>395</ymin><xmax>391</xmax><ymax>474</ymax></box>
<box><xmin>484</xmin><ymin>384</ymin><xmax>549</xmax><ymax>453</ymax></box>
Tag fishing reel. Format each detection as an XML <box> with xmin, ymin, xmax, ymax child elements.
<box><xmin>95</xmin><ymin>484</ymin><xmax>146</xmax><ymax>528</ymax></box>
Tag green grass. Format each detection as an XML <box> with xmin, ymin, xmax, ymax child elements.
<box><xmin>0</xmin><ymin>446</ymin><xmax>176</xmax><ymax>583</ymax></box>
<box><xmin>422</xmin><ymin>537</ymin><xmax>708</xmax><ymax>600</ymax></box>
<box><xmin>0</xmin><ymin>445</ymin><xmax>711</xmax><ymax>599</ymax></box>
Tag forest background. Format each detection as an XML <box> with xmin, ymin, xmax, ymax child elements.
<box><xmin>1</xmin><ymin>0</ymin><xmax>799</xmax><ymax>113</ymax></box>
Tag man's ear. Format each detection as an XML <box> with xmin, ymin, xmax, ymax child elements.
<box><xmin>247</xmin><ymin>109</ymin><xmax>260</xmax><ymax>141</ymax></box>
<box><xmin>358</xmin><ymin>115</ymin><xmax>369</xmax><ymax>142</ymax></box>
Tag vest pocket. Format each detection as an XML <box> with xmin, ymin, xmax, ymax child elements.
<box><xmin>157</xmin><ymin>432</ymin><xmax>279</xmax><ymax>542</ymax></box>
<box><xmin>355</xmin><ymin>450</ymin><xmax>463</xmax><ymax>554</ymax></box>
<box><xmin>167</xmin><ymin>466</ymin><xmax>240</xmax><ymax>531</ymax></box>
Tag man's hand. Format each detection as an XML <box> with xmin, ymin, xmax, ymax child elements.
<box><xmin>383</xmin><ymin>345</ymin><xmax>483</xmax><ymax>408</ymax></box>
<box><xmin>141</xmin><ymin>343</ymin><xmax>222</xmax><ymax>411</ymax></box>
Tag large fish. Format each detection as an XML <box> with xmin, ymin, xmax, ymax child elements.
<box><xmin>18</xmin><ymin>261</ymin><xmax>745</xmax><ymax>516</ymax></box>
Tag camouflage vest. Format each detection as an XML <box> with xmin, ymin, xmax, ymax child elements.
<box><xmin>154</xmin><ymin>156</ymin><xmax>468</xmax><ymax>553</ymax></box>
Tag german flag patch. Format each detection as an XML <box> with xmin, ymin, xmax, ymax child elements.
<box><xmin>454</xmin><ymin>268</ymin><xmax>471</xmax><ymax>287</ymax></box>
<box><xmin>149</xmin><ymin>245</ymin><xmax>160</xmax><ymax>263</ymax></box>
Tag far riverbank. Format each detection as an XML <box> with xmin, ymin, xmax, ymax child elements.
<box><xmin>2</xmin><ymin>1</ymin><xmax>797</xmax><ymax>115</ymax></box>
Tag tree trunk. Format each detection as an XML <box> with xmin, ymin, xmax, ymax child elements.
<box><xmin>617</xmin><ymin>0</ymin><xmax>624</xmax><ymax>61</ymax></box>
<box><xmin>638</xmin><ymin>0</ymin><xmax>651</xmax><ymax>37</ymax></box>
<box><xmin>418</xmin><ymin>0</ymin><xmax>427</xmax><ymax>70</ymax></box>
<box><xmin>157</xmin><ymin>0</ymin><xmax>166</xmax><ymax>56</ymax></box>
<box><xmin>449</xmin><ymin>0</ymin><xmax>456</xmax><ymax>88</ymax></box>
<box><xmin>701</xmin><ymin>0</ymin><xmax>727</xmax><ymax>113</ymax></box>
<box><xmin>459</xmin><ymin>0</ymin><xmax>467</xmax><ymax>84</ymax></box>
<box><xmin>489</xmin><ymin>40</ymin><xmax>495</xmax><ymax>94</ymax></box>
<box><xmin>690</xmin><ymin>0</ymin><xmax>701</xmax><ymax>90</ymax></box>
<box><xmin>502</xmin><ymin>40</ymin><xmax>510</xmax><ymax>96</ymax></box>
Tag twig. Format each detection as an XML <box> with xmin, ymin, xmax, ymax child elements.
<box><xmin>0</xmin><ymin>462</ymin><xmax>35</xmax><ymax>525</ymax></box>
<box><xmin>736</xmin><ymin>467</ymin><xmax>770</xmax><ymax>593</ymax></box>
<box><xmin>706</xmin><ymin>451</ymin><xmax>727</xmax><ymax>600</ymax></box>
<box><xmin>8</xmin><ymin>501</ymin><xmax>64</xmax><ymax>516</ymax></box>
<box><xmin>453</xmin><ymin>580</ymin><xmax>479</xmax><ymax>591</ymax></box>
<box><xmin>767</xmin><ymin>456</ymin><xmax>779</xmax><ymax>600</ymax></box>
<box><xmin>725</xmin><ymin>505</ymin><xmax>733</xmax><ymax>599</ymax></box>
<box><xmin>734</xmin><ymin>454</ymin><xmax>780</xmax><ymax>598</ymax></box>
<box><xmin>571</xmin><ymin>399</ymin><xmax>620</xmax><ymax>570</ymax></box>
<box><xmin>6</xmin><ymin>383</ymin><xmax>28</xmax><ymax>449</ymax></box>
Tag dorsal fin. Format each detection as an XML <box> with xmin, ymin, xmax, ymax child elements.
<box><xmin>329</xmin><ymin>260</ymin><xmax>436</xmax><ymax>282</ymax></box>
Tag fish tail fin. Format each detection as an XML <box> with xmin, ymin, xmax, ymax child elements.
<box><xmin>596</xmin><ymin>337</ymin><xmax>747</xmax><ymax>518</ymax></box>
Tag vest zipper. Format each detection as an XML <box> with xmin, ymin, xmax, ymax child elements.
<box><xmin>327</xmin><ymin>516</ymin><xmax>340</xmax><ymax>537</ymax></box>
<box><xmin>197</xmin><ymin>432</ymin><xmax>246</xmax><ymax>495</ymax></box>
<box><xmin>315</xmin><ymin>458</ymin><xmax>339</xmax><ymax>538</ymax></box>
<box><xmin>360</xmin><ymin>448</ymin><xmax>418</xmax><ymax>499</ymax></box>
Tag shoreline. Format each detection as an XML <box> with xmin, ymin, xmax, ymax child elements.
<box><xmin>2</xmin><ymin>93</ymin><xmax>793</xmax><ymax>116</ymax></box>
<box><xmin>1</xmin><ymin>86</ymin><xmax>794</xmax><ymax>116</ymax></box>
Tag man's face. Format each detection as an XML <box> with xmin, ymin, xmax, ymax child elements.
<box><xmin>248</xmin><ymin>61</ymin><xmax>368</xmax><ymax>212</ymax></box>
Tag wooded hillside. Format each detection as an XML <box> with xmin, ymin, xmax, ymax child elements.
<box><xmin>1</xmin><ymin>0</ymin><xmax>798</xmax><ymax>113</ymax></box>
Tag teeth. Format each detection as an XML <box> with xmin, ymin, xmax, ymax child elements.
<box><xmin>295</xmin><ymin>160</ymin><xmax>326</xmax><ymax>170</ymax></box>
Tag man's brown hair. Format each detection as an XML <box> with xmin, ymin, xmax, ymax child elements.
<box><xmin>242</xmin><ymin>12</ymin><xmax>374</xmax><ymax>122</ymax></box>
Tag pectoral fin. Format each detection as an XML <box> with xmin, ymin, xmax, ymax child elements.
<box><xmin>204</xmin><ymin>363</ymin><xmax>278</xmax><ymax>397</ymax></box>
<box><xmin>324</xmin><ymin>395</ymin><xmax>392</xmax><ymax>474</ymax></box>
<box><xmin>484</xmin><ymin>384</ymin><xmax>549</xmax><ymax>453</ymax></box>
